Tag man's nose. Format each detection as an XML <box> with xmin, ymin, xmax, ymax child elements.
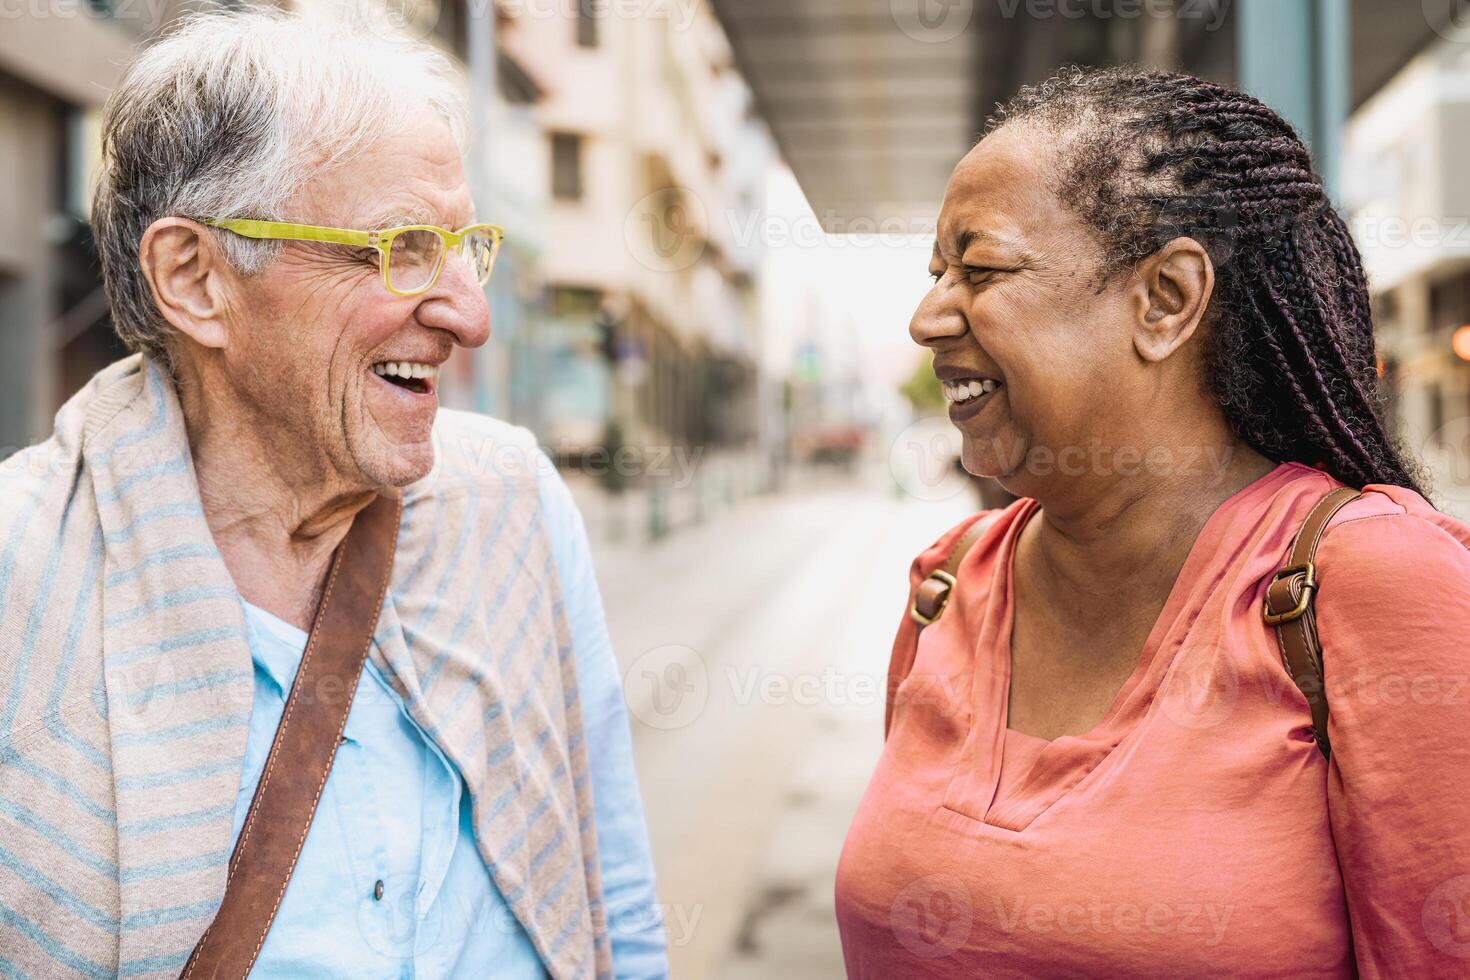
<box><xmin>909</xmin><ymin>283</ymin><xmax>969</xmax><ymax>349</ymax></box>
<box><xmin>417</xmin><ymin>250</ymin><xmax>491</xmax><ymax>349</ymax></box>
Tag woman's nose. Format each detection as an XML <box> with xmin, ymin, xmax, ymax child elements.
<box><xmin>909</xmin><ymin>283</ymin><xmax>969</xmax><ymax>349</ymax></box>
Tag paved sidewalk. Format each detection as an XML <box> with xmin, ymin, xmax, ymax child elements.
<box><xmin>585</xmin><ymin>482</ymin><xmax>972</xmax><ymax>978</ymax></box>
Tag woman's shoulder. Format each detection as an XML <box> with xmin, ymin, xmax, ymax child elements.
<box><xmin>909</xmin><ymin>499</ymin><xmax>1032</xmax><ymax>581</ymax></box>
<box><xmin>1311</xmin><ymin>486</ymin><xmax>1470</xmax><ymax>772</ymax></box>
<box><xmin>1319</xmin><ymin>483</ymin><xmax>1470</xmax><ymax>575</ymax></box>
<box><xmin>1261</xmin><ymin>464</ymin><xmax>1470</xmax><ymax>576</ymax></box>
<box><xmin>1313</xmin><ymin>484</ymin><xmax>1470</xmax><ymax>656</ymax></box>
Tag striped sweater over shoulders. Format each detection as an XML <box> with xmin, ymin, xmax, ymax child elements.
<box><xmin>0</xmin><ymin>354</ymin><xmax>609</xmax><ymax>979</ymax></box>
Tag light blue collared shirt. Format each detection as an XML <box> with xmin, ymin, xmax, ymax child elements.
<box><xmin>232</xmin><ymin>467</ymin><xmax>667</xmax><ymax>978</ymax></box>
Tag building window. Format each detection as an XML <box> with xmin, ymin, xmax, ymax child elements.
<box><xmin>550</xmin><ymin>286</ymin><xmax>602</xmax><ymax>318</ymax></box>
<box><xmin>1428</xmin><ymin>381</ymin><xmax>1445</xmax><ymax>446</ymax></box>
<box><xmin>1373</xmin><ymin>289</ymin><xmax>1399</xmax><ymax>329</ymax></box>
<box><xmin>1431</xmin><ymin>271</ymin><xmax>1470</xmax><ymax>335</ymax></box>
<box><xmin>576</xmin><ymin>0</ymin><xmax>599</xmax><ymax>48</ymax></box>
<box><xmin>551</xmin><ymin>132</ymin><xmax>584</xmax><ymax>201</ymax></box>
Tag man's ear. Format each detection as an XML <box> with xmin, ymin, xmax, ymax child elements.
<box><xmin>138</xmin><ymin>218</ymin><xmax>233</xmax><ymax>350</ymax></box>
<box><xmin>1130</xmin><ymin>236</ymin><xmax>1214</xmax><ymax>364</ymax></box>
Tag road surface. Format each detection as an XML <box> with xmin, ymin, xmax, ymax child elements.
<box><xmin>588</xmin><ymin>480</ymin><xmax>972</xmax><ymax>978</ymax></box>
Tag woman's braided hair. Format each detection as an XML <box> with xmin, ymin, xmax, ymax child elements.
<box><xmin>990</xmin><ymin>65</ymin><xmax>1426</xmax><ymax>495</ymax></box>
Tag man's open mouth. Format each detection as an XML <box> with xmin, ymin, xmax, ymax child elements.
<box><xmin>371</xmin><ymin>361</ymin><xmax>439</xmax><ymax>396</ymax></box>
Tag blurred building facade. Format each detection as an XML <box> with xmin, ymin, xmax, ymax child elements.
<box><xmin>501</xmin><ymin>1</ymin><xmax>776</xmax><ymax>465</ymax></box>
<box><xmin>0</xmin><ymin>4</ymin><xmax>165</xmax><ymax>451</ymax></box>
<box><xmin>1343</xmin><ymin>26</ymin><xmax>1470</xmax><ymax>514</ymax></box>
<box><xmin>0</xmin><ymin>0</ymin><xmax>784</xmax><ymax>492</ymax></box>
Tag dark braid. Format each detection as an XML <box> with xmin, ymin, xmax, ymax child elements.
<box><xmin>990</xmin><ymin>65</ymin><xmax>1426</xmax><ymax>494</ymax></box>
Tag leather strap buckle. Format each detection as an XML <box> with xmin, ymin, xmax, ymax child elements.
<box><xmin>908</xmin><ymin>517</ymin><xmax>988</xmax><ymax>629</ymax></box>
<box><xmin>1263</xmin><ymin>561</ymin><xmax>1317</xmax><ymax>625</ymax></box>
<box><xmin>909</xmin><ymin>569</ymin><xmax>957</xmax><ymax>625</ymax></box>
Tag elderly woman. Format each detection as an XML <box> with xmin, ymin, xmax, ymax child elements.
<box><xmin>836</xmin><ymin>67</ymin><xmax>1470</xmax><ymax>977</ymax></box>
<box><xmin>0</xmin><ymin>11</ymin><xmax>665</xmax><ymax>979</ymax></box>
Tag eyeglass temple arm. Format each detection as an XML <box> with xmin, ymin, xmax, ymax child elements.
<box><xmin>202</xmin><ymin>218</ymin><xmax>373</xmax><ymax>248</ymax></box>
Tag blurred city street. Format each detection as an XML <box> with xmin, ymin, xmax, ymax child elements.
<box><xmin>579</xmin><ymin>469</ymin><xmax>971</xmax><ymax>978</ymax></box>
<box><xmin>5</xmin><ymin>0</ymin><xmax>1470</xmax><ymax>976</ymax></box>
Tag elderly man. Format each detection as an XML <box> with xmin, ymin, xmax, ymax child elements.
<box><xmin>0</xmin><ymin>11</ymin><xmax>665</xmax><ymax>979</ymax></box>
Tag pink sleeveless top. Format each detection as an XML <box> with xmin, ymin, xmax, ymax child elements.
<box><xmin>836</xmin><ymin>462</ymin><xmax>1470</xmax><ymax>978</ymax></box>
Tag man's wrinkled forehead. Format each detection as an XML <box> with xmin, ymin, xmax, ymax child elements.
<box><xmin>355</xmin><ymin>200</ymin><xmax>471</xmax><ymax>230</ymax></box>
<box><xmin>293</xmin><ymin>118</ymin><xmax>473</xmax><ymax>229</ymax></box>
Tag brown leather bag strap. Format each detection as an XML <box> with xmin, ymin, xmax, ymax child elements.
<box><xmin>910</xmin><ymin>517</ymin><xmax>987</xmax><ymax>627</ymax></box>
<box><xmin>914</xmin><ymin>488</ymin><xmax>1361</xmax><ymax>760</ymax></box>
<box><xmin>182</xmin><ymin>491</ymin><xmax>403</xmax><ymax>979</ymax></box>
<box><xmin>1262</xmin><ymin>486</ymin><xmax>1361</xmax><ymax>761</ymax></box>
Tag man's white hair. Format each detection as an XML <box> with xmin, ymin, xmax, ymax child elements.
<box><xmin>92</xmin><ymin>7</ymin><xmax>469</xmax><ymax>370</ymax></box>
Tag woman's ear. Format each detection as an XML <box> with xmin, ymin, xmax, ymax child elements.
<box><xmin>138</xmin><ymin>217</ymin><xmax>233</xmax><ymax>350</ymax></box>
<box><xmin>1131</xmin><ymin>236</ymin><xmax>1214</xmax><ymax>364</ymax></box>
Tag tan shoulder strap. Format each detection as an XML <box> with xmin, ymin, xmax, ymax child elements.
<box><xmin>1263</xmin><ymin>486</ymin><xmax>1361</xmax><ymax>761</ymax></box>
<box><xmin>182</xmin><ymin>491</ymin><xmax>403</xmax><ymax>978</ymax></box>
<box><xmin>910</xmin><ymin>516</ymin><xmax>988</xmax><ymax>627</ymax></box>
<box><xmin>914</xmin><ymin>488</ymin><xmax>1360</xmax><ymax>761</ymax></box>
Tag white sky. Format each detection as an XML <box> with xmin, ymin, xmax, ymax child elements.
<box><xmin>758</xmin><ymin>166</ymin><xmax>938</xmax><ymax>391</ymax></box>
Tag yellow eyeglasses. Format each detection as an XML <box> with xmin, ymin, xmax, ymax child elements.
<box><xmin>202</xmin><ymin>218</ymin><xmax>504</xmax><ymax>297</ymax></box>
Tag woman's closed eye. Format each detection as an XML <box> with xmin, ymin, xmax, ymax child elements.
<box><xmin>929</xmin><ymin>265</ymin><xmax>1000</xmax><ymax>285</ymax></box>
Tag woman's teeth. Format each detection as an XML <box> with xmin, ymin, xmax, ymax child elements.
<box><xmin>943</xmin><ymin>378</ymin><xmax>1001</xmax><ymax>405</ymax></box>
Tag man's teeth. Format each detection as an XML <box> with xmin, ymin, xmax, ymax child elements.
<box><xmin>943</xmin><ymin>379</ymin><xmax>1001</xmax><ymax>405</ymax></box>
<box><xmin>371</xmin><ymin>361</ymin><xmax>439</xmax><ymax>383</ymax></box>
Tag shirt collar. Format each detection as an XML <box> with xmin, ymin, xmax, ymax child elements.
<box><xmin>239</xmin><ymin>597</ymin><xmax>308</xmax><ymax>694</ymax></box>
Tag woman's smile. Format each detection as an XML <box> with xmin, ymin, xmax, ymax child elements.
<box><xmin>941</xmin><ymin>376</ymin><xmax>1004</xmax><ymax>421</ymax></box>
<box><xmin>934</xmin><ymin>362</ymin><xmax>1006</xmax><ymax>423</ymax></box>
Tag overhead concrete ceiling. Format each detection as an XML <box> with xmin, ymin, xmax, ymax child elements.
<box><xmin>1353</xmin><ymin>0</ymin><xmax>1450</xmax><ymax>109</ymax></box>
<box><xmin>710</xmin><ymin>0</ymin><xmax>981</xmax><ymax>228</ymax></box>
<box><xmin>712</xmin><ymin>0</ymin><xmax>1437</xmax><ymax>233</ymax></box>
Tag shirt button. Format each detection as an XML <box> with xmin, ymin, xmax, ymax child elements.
<box><xmin>373</xmin><ymin>879</ymin><xmax>385</xmax><ymax>901</ymax></box>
